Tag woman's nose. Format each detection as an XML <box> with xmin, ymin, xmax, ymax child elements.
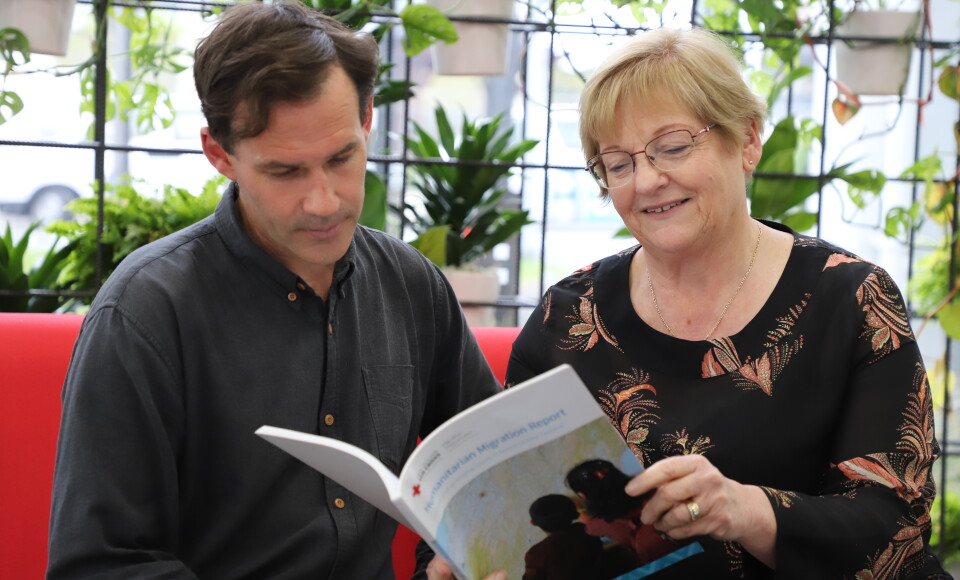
<box><xmin>631</xmin><ymin>155</ymin><xmax>667</xmax><ymax>193</ymax></box>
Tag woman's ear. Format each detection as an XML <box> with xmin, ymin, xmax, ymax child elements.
<box><xmin>742</xmin><ymin>118</ymin><xmax>762</xmax><ymax>172</ymax></box>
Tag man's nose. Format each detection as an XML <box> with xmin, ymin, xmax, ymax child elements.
<box><xmin>302</xmin><ymin>171</ymin><xmax>339</xmax><ymax>215</ymax></box>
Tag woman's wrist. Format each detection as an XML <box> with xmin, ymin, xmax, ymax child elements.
<box><xmin>735</xmin><ymin>484</ymin><xmax>777</xmax><ymax>568</ymax></box>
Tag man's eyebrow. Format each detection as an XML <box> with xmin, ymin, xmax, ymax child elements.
<box><xmin>330</xmin><ymin>139</ymin><xmax>361</xmax><ymax>158</ymax></box>
<box><xmin>258</xmin><ymin>160</ymin><xmax>301</xmax><ymax>172</ymax></box>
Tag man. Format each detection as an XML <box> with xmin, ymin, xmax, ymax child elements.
<box><xmin>47</xmin><ymin>3</ymin><xmax>499</xmax><ymax>578</ymax></box>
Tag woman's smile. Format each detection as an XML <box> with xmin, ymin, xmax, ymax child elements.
<box><xmin>643</xmin><ymin>198</ymin><xmax>690</xmax><ymax>214</ymax></box>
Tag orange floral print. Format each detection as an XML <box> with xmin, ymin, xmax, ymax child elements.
<box><xmin>766</xmin><ymin>296</ymin><xmax>808</xmax><ymax>345</ymax></box>
<box><xmin>595</xmin><ymin>368</ymin><xmax>659</xmax><ymax>464</ymax></box>
<box><xmin>560</xmin><ymin>285</ymin><xmax>620</xmax><ymax>352</ymax></box>
<box><xmin>841</xmin><ymin>364</ymin><xmax>937</xmax><ymax>578</ymax></box>
<box><xmin>824</xmin><ymin>253</ymin><xmax>860</xmax><ymax>270</ymax></box>
<box><xmin>762</xmin><ymin>487</ymin><xmax>799</xmax><ymax>509</ymax></box>
<box><xmin>541</xmin><ymin>290</ymin><xmax>553</xmax><ymax>323</ymax></box>
<box><xmin>856</xmin><ymin>269</ymin><xmax>913</xmax><ymax>359</ymax></box>
<box><xmin>660</xmin><ymin>427</ymin><xmax>714</xmax><ymax>456</ymax></box>
<box><xmin>701</xmin><ymin>336</ymin><xmax>803</xmax><ymax>396</ymax></box>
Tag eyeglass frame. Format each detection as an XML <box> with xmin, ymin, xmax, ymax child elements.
<box><xmin>584</xmin><ymin>123</ymin><xmax>718</xmax><ymax>190</ymax></box>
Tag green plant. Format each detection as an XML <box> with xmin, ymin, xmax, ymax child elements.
<box><xmin>0</xmin><ymin>223</ymin><xmax>77</xmax><ymax>312</ymax></box>
<box><xmin>47</xmin><ymin>175</ymin><xmax>226</xmax><ymax>297</ymax></box>
<box><xmin>360</xmin><ymin>169</ymin><xmax>388</xmax><ymax>231</ymax></box>
<box><xmin>748</xmin><ymin>115</ymin><xmax>886</xmax><ymax>231</ymax></box>
<box><xmin>932</xmin><ymin>490</ymin><xmax>960</xmax><ymax>564</ymax></box>
<box><xmin>899</xmin><ymin>154</ymin><xmax>960</xmax><ymax>340</ymax></box>
<box><xmin>400</xmin><ymin>105</ymin><xmax>538</xmax><ymax>268</ymax></box>
<box><xmin>308</xmin><ymin>0</ymin><xmax>457</xmax><ymax>107</ymax></box>
<box><xmin>75</xmin><ymin>1</ymin><xmax>457</xmax><ymax>139</ymax></box>
<box><xmin>0</xmin><ymin>26</ymin><xmax>30</xmax><ymax>124</ymax></box>
<box><xmin>78</xmin><ymin>5</ymin><xmax>191</xmax><ymax>137</ymax></box>
<box><xmin>936</xmin><ymin>52</ymin><xmax>960</xmax><ymax>104</ymax></box>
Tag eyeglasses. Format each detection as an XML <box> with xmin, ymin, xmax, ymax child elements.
<box><xmin>585</xmin><ymin>124</ymin><xmax>718</xmax><ymax>190</ymax></box>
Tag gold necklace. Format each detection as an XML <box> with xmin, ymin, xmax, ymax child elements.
<box><xmin>647</xmin><ymin>223</ymin><xmax>762</xmax><ymax>341</ymax></box>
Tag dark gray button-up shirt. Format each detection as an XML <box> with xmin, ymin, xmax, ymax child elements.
<box><xmin>48</xmin><ymin>184</ymin><xmax>500</xmax><ymax>579</ymax></box>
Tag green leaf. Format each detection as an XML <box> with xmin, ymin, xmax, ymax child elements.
<box><xmin>0</xmin><ymin>90</ymin><xmax>23</xmax><ymax>124</ymax></box>
<box><xmin>937</xmin><ymin>63</ymin><xmax>959</xmax><ymax>102</ymax></box>
<box><xmin>436</xmin><ymin>105</ymin><xmax>456</xmax><ymax>155</ymax></box>
<box><xmin>838</xmin><ymin>169</ymin><xmax>886</xmax><ymax>209</ymax></box>
<box><xmin>938</xmin><ymin>299</ymin><xmax>960</xmax><ymax>341</ymax></box>
<box><xmin>765</xmin><ymin>66</ymin><xmax>812</xmax><ymax>110</ymax></box>
<box><xmin>884</xmin><ymin>203</ymin><xmax>921</xmax><ymax>240</ymax></box>
<box><xmin>360</xmin><ymin>170</ymin><xmax>387</xmax><ymax>231</ymax></box>
<box><xmin>0</xmin><ymin>27</ymin><xmax>31</xmax><ymax>67</ymax></box>
<box><xmin>901</xmin><ymin>153</ymin><xmax>943</xmax><ymax>183</ymax></box>
<box><xmin>409</xmin><ymin>225</ymin><xmax>450</xmax><ymax>268</ymax></box>
<box><xmin>374</xmin><ymin>78</ymin><xmax>414</xmax><ymax>108</ymax></box>
<box><xmin>781</xmin><ymin>211</ymin><xmax>818</xmax><ymax>233</ymax></box>
<box><xmin>400</xmin><ymin>5</ymin><xmax>458</xmax><ymax>57</ymax></box>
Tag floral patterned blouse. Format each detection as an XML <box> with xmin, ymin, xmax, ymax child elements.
<box><xmin>505</xmin><ymin>221</ymin><xmax>948</xmax><ymax>579</ymax></box>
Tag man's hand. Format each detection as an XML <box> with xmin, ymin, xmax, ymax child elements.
<box><xmin>426</xmin><ymin>555</ymin><xmax>506</xmax><ymax>580</ymax></box>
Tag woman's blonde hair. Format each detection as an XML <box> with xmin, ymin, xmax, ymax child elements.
<box><xmin>579</xmin><ymin>27</ymin><xmax>766</xmax><ymax>186</ymax></box>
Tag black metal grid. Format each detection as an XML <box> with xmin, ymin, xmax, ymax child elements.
<box><xmin>2</xmin><ymin>0</ymin><xmax>959</xmax><ymax>561</ymax></box>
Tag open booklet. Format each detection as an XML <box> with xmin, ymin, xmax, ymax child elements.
<box><xmin>256</xmin><ymin>364</ymin><xmax>702</xmax><ymax>579</ymax></box>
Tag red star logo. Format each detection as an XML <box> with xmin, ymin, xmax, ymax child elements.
<box><xmin>412</xmin><ymin>484</ymin><xmax>421</xmax><ymax>497</ymax></box>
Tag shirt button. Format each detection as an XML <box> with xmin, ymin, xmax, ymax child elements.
<box><xmin>296</xmin><ymin>282</ymin><xmax>306</xmax><ymax>291</ymax></box>
<box><xmin>334</xmin><ymin>498</ymin><xmax>346</xmax><ymax>509</ymax></box>
<box><xmin>324</xmin><ymin>414</ymin><xmax>335</xmax><ymax>426</ymax></box>
<box><xmin>328</xmin><ymin>323</ymin><xmax>333</xmax><ymax>335</ymax></box>
<box><xmin>287</xmin><ymin>292</ymin><xmax>298</xmax><ymax>302</ymax></box>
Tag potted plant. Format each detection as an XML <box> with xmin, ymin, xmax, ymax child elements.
<box><xmin>400</xmin><ymin>104</ymin><xmax>537</xmax><ymax>324</ymax></box>
<box><xmin>0</xmin><ymin>223</ymin><xmax>76</xmax><ymax>312</ymax></box>
<box><xmin>833</xmin><ymin>5</ymin><xmax>922</xmax><ymax>96</ymax></box>
<box><xmin>0</xmin><ymin>0</ymin><xmax>76</xmax><ymax>56</ymax></box>
<box><xmin>47</xmin><ymin>176</ymin><xmax>225</xmax><ymax>300</ymax></box>
<box><xmin>698</xmin><ymin>0</ymin><xmax>925</xmax><ymax>120</ymax></box>
<box><xmin>426</xmin><ymin>0</ymin><xmax>515</xmax><ymax>75</ymax></box>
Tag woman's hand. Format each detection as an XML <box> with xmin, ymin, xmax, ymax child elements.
<box><xmin>426</xmin><ymin>556</ymin><xmax>506</xmax><ymax>580</ymax></box>
<box><xmin>625</xmin><ymin>454</ymin><xmax>777</xmax><ymax>568</ymax></box>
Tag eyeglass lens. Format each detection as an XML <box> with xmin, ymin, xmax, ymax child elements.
<box><xmin>589</xmin><ymin>130</ymin><xmax>698</xmax><ymax>189</ymax></box>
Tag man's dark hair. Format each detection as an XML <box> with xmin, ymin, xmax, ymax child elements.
<box><xmin>193</xmin><ymin>1</ymin><xmax>379</xmax><ymax>153</ymax></box>
<box><xmin>529</xmin><ymin>494</ymin><xmax>579</xmax><ymax>533</ymax></box>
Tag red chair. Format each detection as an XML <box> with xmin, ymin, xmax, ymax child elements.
<box><xmin>390</xmin><ymin>325</ymin><xmax>520</xmax><ymax>578</ymax></box>
<box><xmin>0</xmin><ymin>312</ymin><xmax>520</xmax><ymax>580</ymax></box>
<box><xmin>0</xmin><ymin>313</ymin><xmax>83</xmax><ymax>580</ymax></box>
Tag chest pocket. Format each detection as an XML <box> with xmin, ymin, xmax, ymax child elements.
<box><xmin>362</xmin><ymin>364</ymin><xmax>415</xmax><ymax>474</ymax></box>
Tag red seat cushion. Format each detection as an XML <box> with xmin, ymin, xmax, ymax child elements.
<box><xmin>0</xmin><ymin>313</ymin><xmax>83</xmax><ymax>580</ymax></box>
<box><xmin>0</xmin><ymin>314</ymin><xmax>519</xmax><ymax>579</ymax></box>
<box><xmin>390</xmin><ymin>326</ymin><xmax>520</xmax><ymax>577</ymax></box>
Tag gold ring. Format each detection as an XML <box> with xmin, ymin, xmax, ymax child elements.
<box><xmin>685</xmin><ymin>500</ymin><xmax>701</xmax><ymax>522</ymax></box>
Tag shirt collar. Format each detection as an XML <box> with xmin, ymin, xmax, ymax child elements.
<box><xmin>214</xmin><ymin>181</ymin><xmax>358</xmax><ymax>304</ymax></box>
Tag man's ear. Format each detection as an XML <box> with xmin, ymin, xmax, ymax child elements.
<box><xmin>200</xmin><ymin>128</ymin><xmax>238</xmax><ymax>181</ymax></box>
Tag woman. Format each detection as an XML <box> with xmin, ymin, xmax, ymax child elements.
<box><xmin>505</xmin><ymin>27</ymin><xmax>948</xmax><ymax>578</ymax></box>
